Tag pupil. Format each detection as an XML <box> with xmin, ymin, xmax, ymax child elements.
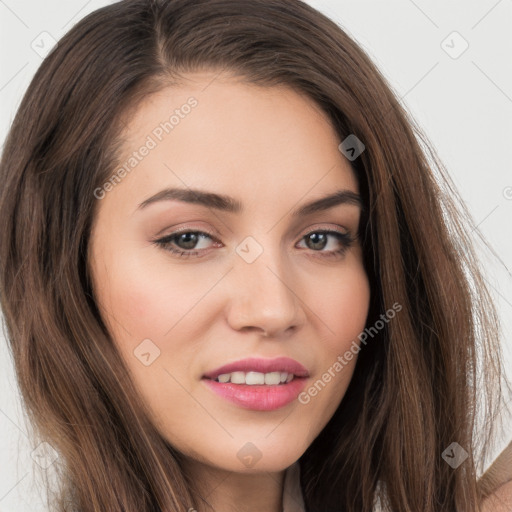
<box><xmin>177</xmin><ymin>233</ymin><xmax>198</xmax><ymax>250</ymax></box>
<box><xmin>307</xmin><ymin>233</ymin><xmax>327</xmax><ymax>250</ymax></box>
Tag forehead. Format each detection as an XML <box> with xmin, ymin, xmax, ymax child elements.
<box><xmin>104</xmin><ymin>72</ymin><xmax>358</xmax><ymax>212</ymax></box>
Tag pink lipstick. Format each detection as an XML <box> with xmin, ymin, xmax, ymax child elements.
<box><xmin>201</xmin><ymin>357</ymin><xmax>309</xmax><ymax>411</ymax></box>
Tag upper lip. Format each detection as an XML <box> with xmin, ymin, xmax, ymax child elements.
<box><xmin>202</xmin><ymin>357</ymin><xmax>309</xmax><ymax>380</ymax></box>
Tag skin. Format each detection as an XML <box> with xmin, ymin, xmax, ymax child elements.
<box><xmin>481</xmin><ymin>481</ymin><xmax>512</xmax><ymax>512</ymax></box>
<box><xmin>89</xmin><ymin>71</ymin><xmax>371</xmax><ymax>512</ymax></box>
<box><xmin>480</xmin><ymin>442</ymin><xmax>512</xmax><ymax>511</ymax></box>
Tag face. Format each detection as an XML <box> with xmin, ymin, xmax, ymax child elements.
<box><xmin>89</xmin><ymin>71</ymin><xmax>370</xmax><ymax>474</ymax></box>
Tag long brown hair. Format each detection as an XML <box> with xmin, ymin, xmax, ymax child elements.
<box><xmin>0</xmin><ymin>0</ymin><xmax>506</xmax><ymax>510</ymax></box>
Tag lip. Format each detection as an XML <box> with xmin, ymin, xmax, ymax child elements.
<box><xmin>201</xmin><ymin>357</ymin><xmax>310</xmax><ymax>411</ymax></box>
<box><xmin>202</xmin><ymin>377</ymin><xmax>308</xmax><ymax>411</ymax></box>
<box><xmin>202</xmin><ymin>357</ymin><xmax>310</xmax><ymax>380</ymax></box>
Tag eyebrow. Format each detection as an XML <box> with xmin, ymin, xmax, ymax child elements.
<box><xmin>137</xmin><ymin>187</ymin><xmax>363</xmax><ymax>216</ymax></box>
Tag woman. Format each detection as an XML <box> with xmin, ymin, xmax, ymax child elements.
<box><xmin>0</xmin><ymin>0</ymin><xmax>510</xmax><ymax>511</ymax></box>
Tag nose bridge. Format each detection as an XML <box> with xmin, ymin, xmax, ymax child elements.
<box><xmin>227</xmin><ymin>234</ymin><xmax>302</xmax><ymax>335</ymax></box>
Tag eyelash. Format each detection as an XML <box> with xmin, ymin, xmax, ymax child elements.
<box><xmin>152</xmin><ymin>227</ymin><xmax>356</xmax><ymax>260</ymax></box>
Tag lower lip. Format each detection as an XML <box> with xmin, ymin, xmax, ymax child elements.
<box><xmin>201</xmin><ymin>377</ymin><xmax>308</xmax><ymax>411</ymax></box>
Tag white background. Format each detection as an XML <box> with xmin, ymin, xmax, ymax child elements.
<box><xmin>1</xmin><ymin>1</ymin><xmax>511</xmax><ymax>510</ymax></box>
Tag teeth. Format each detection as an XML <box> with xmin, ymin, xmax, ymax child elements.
<box><xmin>215</xmin><ymin>371</ymin><xmax>295</xmax><ymax>385</ymax></box>
<box><xmin>230</xmin><ymin>371</ymin><xmax>246</xmax><ymax>384</ymax></box>
<box><xmin>264</xmin><ymin>372</ymin><xmax>281</xmax><ymax>385</ymax></box>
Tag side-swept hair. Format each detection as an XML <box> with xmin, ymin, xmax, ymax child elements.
<box><xmin>0</xmin><ymin>1</ymin><xmax>505</xmax><ymax>510</ymax></box>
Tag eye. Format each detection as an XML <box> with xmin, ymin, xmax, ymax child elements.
<box><xmin>153</xmin><ymin>230</ymin><xmax>220</xmax><ymax>258</ymax></box>
<box><xmin>296</xmin><ymin>230</ymin><xmax>355</xmax><ymax>258</ymax></box>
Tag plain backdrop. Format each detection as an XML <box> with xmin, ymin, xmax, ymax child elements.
<box><xmin>1</xmin><ymin>1</ymin><xmax>511</xmax><ymax>510</ymax></box>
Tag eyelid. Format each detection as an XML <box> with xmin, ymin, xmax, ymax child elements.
<box><xmin>301</xmin><ymin>224</ymin><xmax>350</xmax><ymax>236</ymax></box>
<box><xmin>152</xmin><ymin>224</ymin><xmax>220</xmax><ymax>241</ymax></box>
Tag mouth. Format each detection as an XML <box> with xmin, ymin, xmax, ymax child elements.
<box><xmin>201</xmin><ymin>357</ymin><xmax>309</xmax><ymax>411</ymax></box>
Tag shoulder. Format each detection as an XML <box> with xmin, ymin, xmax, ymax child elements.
<box><xmin>481</xmin><ymin>480</ymin><xmax>512</xmax><ymax>512</ymax></box>
<box><xmin>479</xmin><ymin>440</ymin><xmax>512</xmax><ymax>512</ymax></box>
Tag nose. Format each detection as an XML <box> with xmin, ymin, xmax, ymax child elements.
<box><xmin>225</xmin><ymin>242</ymin><xmax>306</xmax><ymax>337</ymax></box>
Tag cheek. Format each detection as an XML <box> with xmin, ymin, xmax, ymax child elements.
<box><xmin>297</xmin><ymin>256</ymin><xmax>370</xmax><ymax>422</ymax></box>
<box><xmin>91</xmin><ymin>243</ymin><xmax>228</xmax><ymax>401</ymax></box>
<box><xmin>309</xmin><ymin>255</ymin><xmax>371</xmax><ymax>352</ymax></box>
<box><xmin>91</xmin><ymin>249</ymin><xmax>207</xmax><ymax>427</ymax></box>
<box><xmin>96</xmin><ymin>244</ymin><xmax>213</xmax><ymax>339</ymax></box>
